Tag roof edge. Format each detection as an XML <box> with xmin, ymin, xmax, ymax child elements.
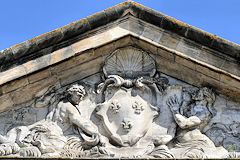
<box><xmin>1</xmin><ymin>1</ymin><xmax>240</xmax><ymax>68</ymax></box>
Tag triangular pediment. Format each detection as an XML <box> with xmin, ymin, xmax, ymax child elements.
<box><xmin>0</xmin><ymin>1</ymin><xmax>240</xmax><ymax>159</ymax></box>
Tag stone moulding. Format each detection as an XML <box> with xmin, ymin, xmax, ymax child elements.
<box><xmin>0</xmin><ymin>1</ymin><xmax>240</xmax><ymax>159</ymax></box>
<box><xmin>0</xmin><ymin>16</ymin><xmax>239</xmax><ymax>100</ymax></box>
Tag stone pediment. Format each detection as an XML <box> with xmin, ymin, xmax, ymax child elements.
<box><xmin>0</xmin><ymin>1</ymin><xmax>240</xmax><ymax>159</ymax></box>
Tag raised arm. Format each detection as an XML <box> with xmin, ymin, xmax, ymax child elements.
<box><xmin>166</xmin><ymin>95</ymin><xmax>201</xmax><ymax>129</ymax></box>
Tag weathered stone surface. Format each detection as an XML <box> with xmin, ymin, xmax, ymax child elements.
<box><xmin>157</xmin><ymin>47</ymin><xmax>175</xmax><ymax>61</ymax></box>
<box><xmin>11</xmin><ymin>76</ymin><xmax>58</xmax><ymax>106</ymax></box>
<box><xmin>0</xmin><ymin>94</ymin><xmax>14</xmax><ymax>113</ymax></box>
<box><xmin>0</xmin><ymin>66</ymin><xmax>27</xmax><ymax>85</ymax></box>
<box><xmin>60</xmin><ymin>19</ymin><xmax>91</xmax><ymax>41</ymax></box>
<box><xmin>36</xmin><ymin>29</ymin><xmax>63</xmax><ymax>50</ymax></box>
<box><xmin>49</xmin><ymin>46</ymin><xmax>74</xmax><ymax>65</ymax></box>
<box><xmin>220</xmin><ymin>58</ymin><xmax>240</xmax><ymax>76</ymax></box>
<box><xmin>211</xmin><ymin>37</ymin><xmax>240</xmax><ymax>59</ymax></box>
<box><xmin>28</xmin><ymin>69</ymin><xmax>51</xmax><ymax>84</ymax></box>
<box><xmin>114</xmin><ymin>35</ymin><xmax>135</xmax><ymax>48</ymax></box>
<box><xmin>138</xmin><ymin>38</ymin><xmax>158</xmax><ymax>54</ymax></box>
<box><xmin>195</xmin><ymin>64</ymin><xmax>220</xmax><ymax>80</ymax></box>
<box><xmin>58</xmin><ymin>57</ymin><xmax>103</xmax><ymax>86</ymax></box>
<box><xmin>94</xmin><ymin>42</ymin><xmax>115</xmax><ymax>59</ymax></box>
<box><xmin>137</xmin><ymin>3</ymin><xmax>164</xmax><ymax>27</ymax></box>
<box><xmin>87</xmin><ymin>10</ymin><xmax>108</xmax><ymax>30</ymax></box>
<box><xmin>23</xmin><ymin>55</ymin><xmax>51</xmax><ymax>75</ymax></box>
<box><xmin>129</xmin><ymin>20</ymin><xmax>145</xmax><ymax>36</ymax></box>
<box><xmin>73</xmin><ymin>42</ymin><xmax>115</xmax><ymax>68</ymax></box>
<box><xmin>161</xmin><ymin>15</ymin><xmax>188</xmax><ymax>37</ymax></box>
<box><xmin>50</xmin><ymin>57</ymin><xmax>76</xmax><ymax>75</ymax></box>
<box><xmin>199</xmin><ymin>47</ymin><xmax>226</xmax><ymax>68</ymax></box>
<box><xmin>220</xmin><ymin>74</ymin><xmax>240</xmax><ymax>90</ymax></box>
<box><xmin>156</xmin><ymin>55</ymin><xmax>200</xmax><ymax>86</ymax></box>
<box><xmin>175</xmin><ymin>55</ymin><xmax>195</xmax><ymax>70</ymax></box>
<box><xmin>0</xmin><ymin>47</ymin><xmax>237</xmax><ymax>159</ymax></box>
<box><xmin>71</xmin><ymin>27</ymin><xmax>115</xmax><ymax>54</ymax></box>
<box><xmin>104</xmin><ymin>6</ymin><xmax>119</xmax><ymax>22</ymax></box>
<box><xmin>176</xmin><ymin>39</ymin><xmax>202</xmax><ymax>58</ymax></box>
<box><xmin>186</xmin><ymin>26</ymin><xmax>215</xmax><ymax>47</ymax></box>
<box><xmin>0</xmin><ymin>86</ymin><xmax>2</xmax><ymax>96</ymax></box>
<box><xmin>1</xmin><ymin>48</ymin><xmax>13</xmax><ymax>67</ymax></box>
<box><xmin>0</xmin><ymin>51</ymin><xmax>5</xmax><ymax>66</ymax></box>
<box><xmin>199</xmin><ymin>72</ymin><xmax>220</xmax><ymax>89</ymax></box>
<box><xmin>141</xmin><ymin>25</ymin><xmax>163</xmax><ymax>43</ymax></box>
<box><xmin>11</xmin><ymin>40</ymin><xmax>37</xmax><ymax>60</ymax></box>
<box><xmin>2</xmin><ymin>77</ymin><xmax>29</xmax><ymax>94</ymax></box>
<box><xmin>0</xmin><ymin>2</ymin><xmax>240</xmax><ymax>159</ymax></box>
<box><xmin>159</xmin><ymin>32</ymin><xmax>181</xmax><ymax>49</ymax></box>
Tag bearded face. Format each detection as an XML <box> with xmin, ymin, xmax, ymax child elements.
<box><xmin>192</xmin><ymin>87</ymin><xmax>215</xmax><ymax>103</ymax></box>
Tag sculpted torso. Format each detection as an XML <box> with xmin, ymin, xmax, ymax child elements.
<box><xmin>54</xmin><ymin>101</ymin><xmax>75</xmax><ymax>132</ymax></box>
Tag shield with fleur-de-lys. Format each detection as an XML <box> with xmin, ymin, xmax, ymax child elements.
<box><xmin>96</xmin><ymin>88</ymin><xmax>159</xmax><ymax>147</ymax></box>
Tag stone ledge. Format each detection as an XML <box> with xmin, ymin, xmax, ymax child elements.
<box><xmin>0</xmin><ymin>16</ymin><xmax>239</xmax><ymax>87</ymax></box>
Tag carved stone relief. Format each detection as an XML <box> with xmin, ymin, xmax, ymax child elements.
<box><xmin>0</xmin><ymin>46</ymin><xmax>239</xmax><ymax>158</ymax></box>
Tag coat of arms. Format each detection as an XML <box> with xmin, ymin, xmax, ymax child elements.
<box><xmin>0</xmin><ymin>46</ymin><xmax>231</xmax><ymax>158</ymax></box>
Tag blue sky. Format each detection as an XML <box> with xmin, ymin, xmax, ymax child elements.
<box><xmin>1</xmin><ymin>0</ymin><xmax>240</xmax><ymax>51</ymax></box>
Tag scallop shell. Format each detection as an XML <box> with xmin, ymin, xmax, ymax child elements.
<box><xmin>103</xmin><ymin>46</ymin><xmax>156</xmax><ymax>78</ymax></box>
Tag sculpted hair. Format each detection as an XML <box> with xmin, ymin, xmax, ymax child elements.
<box><xmin>66</xmin><ymin>84</ymin><xmax>86</xmax><ymax>99</ymax></box>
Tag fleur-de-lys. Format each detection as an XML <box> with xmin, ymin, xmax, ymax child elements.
<box><xmin>132</xmin><ymin>101</ymin><xmax>144</xmax><ymax>114</ymax></box>
<box><xmin>109</xmin><ymin>100</ymin><xmax>121</xmax><ymax>114</ymax></box>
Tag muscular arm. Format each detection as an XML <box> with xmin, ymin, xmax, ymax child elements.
<box><xmin>167</xmin><ymin>95</ymin><xmax>201</xmax><ymax>129</ymax></box>
<box><xmin>174</xmin><ymin>114</ymin><xmax>201</xmax><ymax>129</ymax></box>
<box><xmin>67</xmin><ymin>106</ymin><xmax>98</xmax><ymax>136</ymax></box>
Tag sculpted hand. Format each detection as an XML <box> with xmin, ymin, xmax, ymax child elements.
<box><xmin>166</xmin><ymin>95</ymin><xmax>180</xmax><ymax>113</ymax></box>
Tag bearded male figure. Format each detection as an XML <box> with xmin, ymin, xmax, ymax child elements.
<box><xmin>167</xmin><ymin>87</ymin><xmax>228</xmax><ymax>158</ymax></box>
